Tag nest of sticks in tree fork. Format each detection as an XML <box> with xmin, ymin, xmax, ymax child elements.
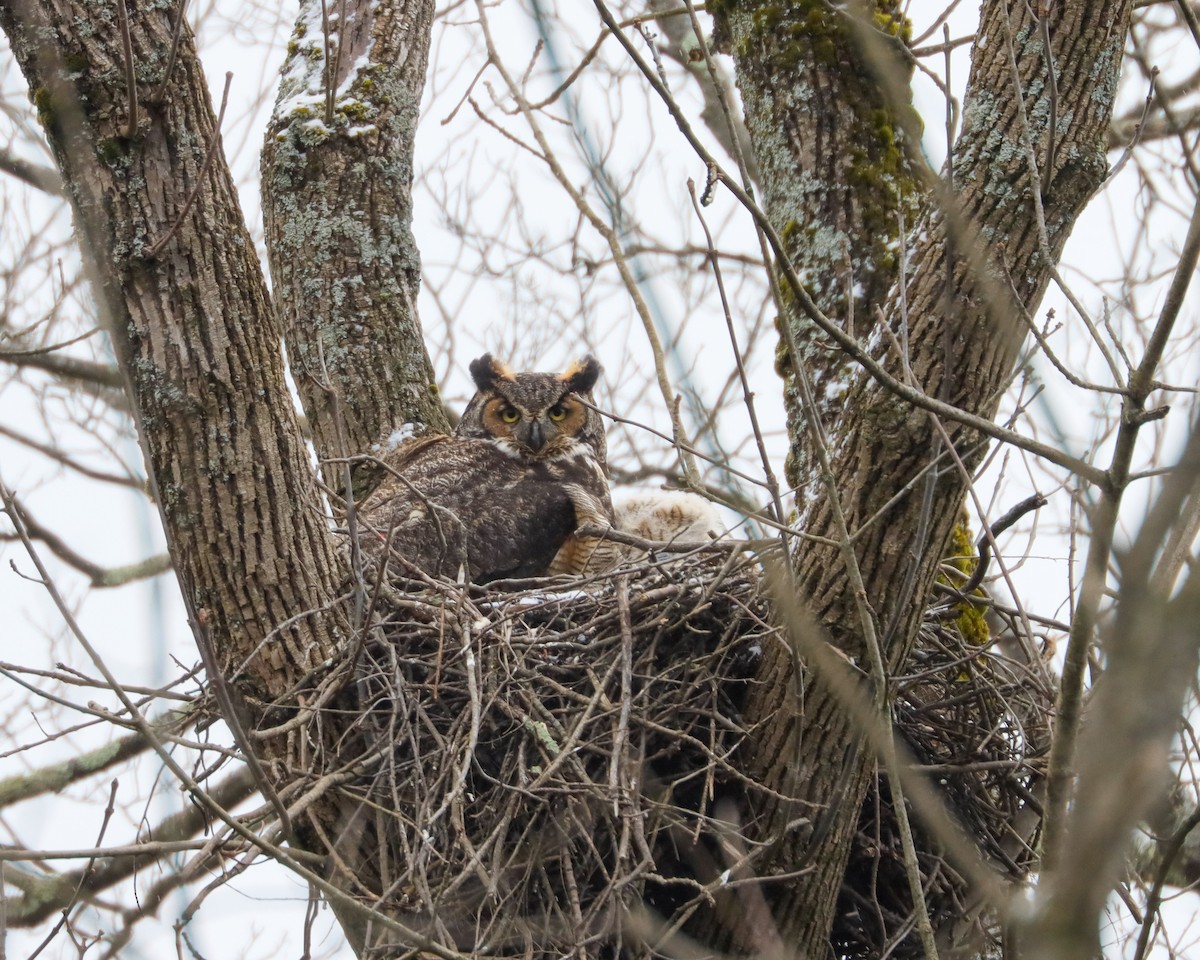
<box><xmin>295</xmin><ymin>536</ymin><xmax>1054</xmax><ymax>960</ymax></box>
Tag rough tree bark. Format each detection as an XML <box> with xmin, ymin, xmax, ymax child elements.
<box><xmin>0</xmin><ymin>0</ymin><xmax>349</xmax><ymax>697</ymax></box>
<box><xmin>710</xmin><ymin>0</ymin><xmax>1131</xmax><ymax>955</ymax></box>
<box><xmin>0</xmin><ymin>0</ymin><xmax>437</xmax><ymax>952</ymax></box>
<box><xmin>262</xmin><ymin>0</ymin><xmax>451</xmax><ymax>491</ymax></box>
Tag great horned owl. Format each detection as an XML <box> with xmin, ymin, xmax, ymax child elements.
<box><xmin>358</xmin><ymin>355</ymin><xmax>615</xmax><ymax>583</ymax></box>
<box><xmin>615</xmin><ymin>491</ymin><xmax>721</xmax><ymax>546</ymax></box>
<box><xmin>562</xmin><ymin>490</ymin><xmax>722</xmax><ymax>576</ymax></box>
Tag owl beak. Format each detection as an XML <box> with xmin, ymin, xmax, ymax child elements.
<box><xmin>526</xmin><ymin>419</ymin><xmax>547</xmax><ymax>451</ymax></box>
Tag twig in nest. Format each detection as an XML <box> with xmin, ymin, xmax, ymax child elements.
<box><xmin>958</xmin><ymin>493</ymin><xmax>1049</xmax><ymax>597</ymax></box>
<box><xmin>572</xmin><ymin>523</ymin><xmax>766</xmax><ymax>556</ymax></box>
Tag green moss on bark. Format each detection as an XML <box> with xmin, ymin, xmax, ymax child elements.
<box><xmin>940</xmin><ymin>516</ymin><xmax>991</xmax><ymax>647</ymax></box>
<box><xmin>713</xmin><ymin>1</ymin><xmax>925</xmax><ymax>490</ymax></box>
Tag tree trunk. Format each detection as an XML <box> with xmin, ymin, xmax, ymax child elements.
<box><xmin>712</xmin><ymin>0</ymin><xmax>927</xmax><ymax>490</ymax></box>
<box><xmin>713</xmin><ymin>0</ymin><xmax>1131</xmax><ymax>953</ymax></box>
<box><xmin>262</xmin><ymin>0</ymin><xmax>451</xmax><ymax>493</ymax></box>
<box><xmin>0</xmin><ymin>0</ymin><xmax>349</xmax><ymax>696</ymax></box>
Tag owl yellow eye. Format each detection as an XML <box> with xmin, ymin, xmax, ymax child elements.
<box><xmin>499</xmin><ymin>406</ymin><xmax>521</xmax><ymax>424</ymax></box>
<box><xmin>548</xmin><ymin>404</ymin><xmax>568</xmax><ymax>422</ymax></box>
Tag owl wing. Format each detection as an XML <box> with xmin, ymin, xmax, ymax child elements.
<box><xmin>358</xmin><ymin>436</ymin><xmax>579</xmax><ymax>583</ymax></box>
<box><xmin>547</xmin><ymin>486</ymin><xmax>618</xmax><ymax>576</ymax></box>
<box><xmin>546</xmin><ymin>454</ymin><xmax>619</xmax><ymax>577</ymax></box>
<box><xmin>357</xmin><ymin>435</ymin><xmax>460</xmax><ymax>576</ymax></box>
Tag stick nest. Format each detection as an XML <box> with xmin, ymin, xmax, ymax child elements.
<box><xmin>306</xmin><ymin>552</ymin><xmax>1052</xmax><ymax>959</ymax></box>
<box><xmin>835</xmin><ymin>614</ymin><xmax>1053</xmax><ymax>958</ymax></box>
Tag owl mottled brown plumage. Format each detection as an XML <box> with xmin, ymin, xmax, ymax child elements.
<box><xmin>358</xmin><ymin>355</ymin><xmax>615</xmax><ymax>583</ymax></box>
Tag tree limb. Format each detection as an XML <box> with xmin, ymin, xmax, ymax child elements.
<box><xmin>0</xmin><ymin>148</ymin><xmax>64</xmax><ymax>195</ymax></box>
<box><xmin>262</xmin><ymin>0</ymin><xmax>450</xmax><ymax>496</ymax></box>
<box><xmin>3</xmin><ymin>767</ymin><xmax>257</xmax><ymax>927</ymax></box>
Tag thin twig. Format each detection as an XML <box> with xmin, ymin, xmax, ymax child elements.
<box><xmin>1043</xmin><ymin>184</ymin><xmax>1200</xmax><ymax>872</ymax></box>
<box><xmin>26</xmin><ymin>779</ymin><xmax>119</xmax><ymax>960</ymax></box>
<box><xmin>320</xmin><ymin>0</ymin><xmax>335</xmax><ymax>126</ymax></box>
<box><xmin>1132</xmin><ymin>806</ymin><xmax>1200</xmax><ymax>960</ymax></box>
<box><xmin>115</xmin><ymin>0</ymin><xmax>138</xmax><ymax>138</ymax></box>
<box><xmin>588</xmin><ymin>0</ymin><xmax>1109</xmax><ymax>487</ymax></box>
<box><xmin>686</xmin><ymin>180</ymin><xmax>790</xmax><ymax>561</ymax></box>
<box><xmin>1106</xmin><ymin>67</ymin><xmax>1158</xmax><ymax>183</ymax></box>
<box><xmin>957</xmin><ymin>493</ymin><xmax>1050</xmax><ymax>598</ymax></box>
<box><xmin>0</xmin><ymin>501</ymin><xmax>170</xmax><ymax>587</ymax></box>
<box><xmin>151</xmin><ymin>0</ymin><xmax>191</xmax><ymax>106</ymax></box>
<box><xmin>144</xmin><ymin>72</ymin><xmax>233</xmax><ymax>260</ymax></box>
<box><xmin>1038</xmin><ymin>5</ymin><xmax>1059</xmax><ymax>186</ymax></box>
<box><xmin>476</xmin><ymin>0</ymin><xmax>702</xmax><ymax>490</ymax></box>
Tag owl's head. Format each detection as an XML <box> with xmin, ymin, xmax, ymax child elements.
<box><xmin>456</xmin><ymin>354</ymin><xmax>607</xmax><ymax>469</ymax></box>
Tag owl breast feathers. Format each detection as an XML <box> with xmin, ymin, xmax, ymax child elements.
<box><xmin>358</xmin><ymin>355</ymin><xmax>615</xmax><ymax>584</ymax></box>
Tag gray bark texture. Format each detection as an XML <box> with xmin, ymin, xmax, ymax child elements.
<box><xmin>0</xmin><ymin>0</ymin><xmax>439</xmax><ymax>952</ymax></box>
<box><xmin>0</xmin><ymin>0</ymin><xmax>349</xmax><ymax>695</ymax></box>
<box><xmin>262</xmin><ymin>0</ymin><xmax>451</xmax><ymax>496</ymax></box>
<box><xmin>709</xmin><ymin>0</ymin><xmax>1131</xmax><ymax>956</ymax></box>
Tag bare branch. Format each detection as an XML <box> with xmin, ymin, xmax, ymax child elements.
<box><xmin>0</xmin><ymin>148</ymin><xmax>64</xmax><ymax>195</ymax></box>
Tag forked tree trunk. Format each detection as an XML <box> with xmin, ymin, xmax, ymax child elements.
<box><xmin>0</xmin><ymin>0</ymin><xmax>1133</xmax><ymax>956</ymax></box>
<box><xmin>712</xmin><ymin>0</ymin><xmax>1130</xmax><ymax>954</ymax></box>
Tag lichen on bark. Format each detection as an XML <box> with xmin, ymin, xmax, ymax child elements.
<box><xmin>0</xmin><ymin>0</ymin><xmax>353</xmax><ymax>703</ymax></box>
<box><xmin>711</xmin><ymin>0</ymin><xmax>926</xmax><ymax>492</ymax></box>
<box><xmin>702</xmin><ymin>0</ymin><xmax>1132</xmax><ymax>955</ymax></box>
<box><xmin>262</xmin><ymin>0</ymin><xmax>449</xmax><ymax>498</ymax></box>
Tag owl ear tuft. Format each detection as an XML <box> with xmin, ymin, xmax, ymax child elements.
<box><xmin>559</xmin><ymin>355</ymin><xmax>601</xmax><ymax>394</ymax></box>
<box><xmin>469</xmin><ymin>354</ymin><xmax>516</xmax><ymax>390</ymax></box>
